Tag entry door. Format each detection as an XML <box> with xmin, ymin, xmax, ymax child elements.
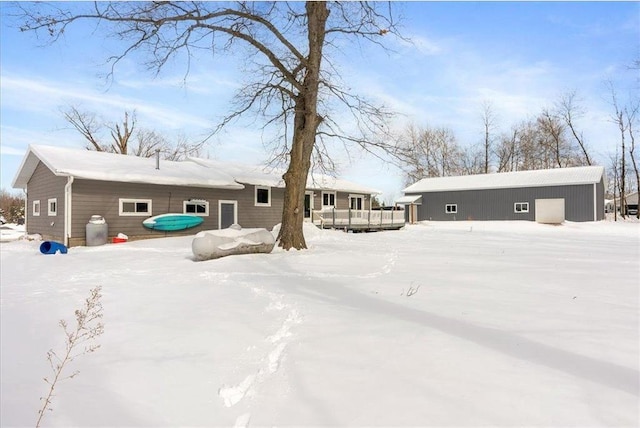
<box><xmin>219</xmin><ymin>200</ymin><xmax>238</xmax><ymax>229</ymax></box>
<box><xmin>304</xmin><ymin>192</ymin><xmax>314</xmax><ymax>221</ymax></box>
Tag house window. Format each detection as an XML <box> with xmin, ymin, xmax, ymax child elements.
<box><xmin>514</xmin><ymin>202</ymin><xmax>529</xmax><ymax>213</ymax></box>
<box><xmin>322</xmin><ymin>192</ymin><xmax>336</xmax><ymax>209</ymax></box>
<box><xmin>445</xmin><ymin>204</ymin><xmax>457</xmax><ymax>214</ymax></box>
<box><xmin>184</xmin><ymin>200</ymin><xmax>209</xmax><ymax>216</ymax></box>
<box><xmin>119</xmin><ymin>198</ymin><xmax>152</xmax><ymax>216</ymax></box>
<box><xmin>349</xmin><ymin>195</ymin><xmax>364</xmax><ymax>210</ymax></box>
<box><xmin>48</xmin><ymin>198</ymin><xmax>57</xmax><ymax>216</ymax></box>
<box><xmin>255</xmin><ymin>186</ymin><xmax>271</xmax><ymax>207</ymax></box>
<box><xmin>33</xmin><ymin>200</ymin><xmax>41</xmax><ymax>216</ymax></box>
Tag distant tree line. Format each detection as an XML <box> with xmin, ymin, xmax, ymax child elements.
<box><xmin>0</xmin><ymin>189</ymin><xmax>25</xmax><ymax>224</ymax></box>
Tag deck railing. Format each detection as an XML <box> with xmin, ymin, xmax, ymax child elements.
<box><xmin>312</xmin><ymin>208</ymin><xmax>405</xmax><ymax>230</ymax></box>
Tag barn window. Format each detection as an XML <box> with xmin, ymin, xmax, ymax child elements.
<box><xmin>445</xmin><ymin>204</ymin><xmax>457</xmax><ymax>214</ymax></box>
<box><xmin>184</xmin><ymin>200</ymin><xmax>209</xmax><ymax>216</ymax></box>
<box><xmin>48</xmin><ymin>198</ymin><xmax>57</xmax><ymax>216</ymax></box>
<box><xmin>514</xmin><ymin>202</ymin><xmax>529</xmax><ymax>213</ymax></box>
<box><xmin>119</xmin><ymin>198</ymin><xmax>152</xmax><ymax>216</ymax></box>
<box><xmin>33</xmin><ymin>200</ymin><xmax>41</xmax><ymax>216</ymax></box>
<box><xmin>255</xmin><ymin>186</ymin><xmax>271</xmax><ymax>207</ymax></box>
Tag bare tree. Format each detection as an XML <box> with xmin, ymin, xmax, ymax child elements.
<box><xmin>608</xmin><ymin>151</ymin><xmax>620</xmax><ymax>221</ymax></box>
<box><xmin>17</xmin><ymin>2</ymin><xmax>400</xmax><ymax>250</ymax></box>
<box><xmin>480</xmin><ymin>100</ymin><xmax>497</xmax><ymax>173</ymax></box>
<box><xmin>608</xmin><ymin>82</ymin><xmax>629</xmax><ymax>217</ymax></box>
<box><xmin>62</xmin><ymin>106</ymin><xmax>203</xmax><ymax>160</ymax></box>
<box><xmin>555</xmin><ymin>91</ymin><xmax>593</xmax><ymax>165</ymax></box>
<box><xmin>62</xmin><ymin>106</ymin><xmax>136</xmax><ymax>154</ymax></box>
<box><xmin>537</xmin><ymin>109</ymin><xmax>569</xmax><ymax>168</ymax></box>
<box><xmin>396</xmin><ymin>123</ymin><xmax>462</xmax><ymax>183</ymax></box>
<box><xmin>495</xmin><ymin>127</ymin><xmax>518</xmax><ymax>172</ymax></box>
<box><xmin>62</xmin><ymin>106</ymin><xmax>110</xmax><ymax>152</ymax></box>
<box><xmin>625</xmin><ymin>102</ymin><xmax>639</xmax><ymax>218</ymax></box>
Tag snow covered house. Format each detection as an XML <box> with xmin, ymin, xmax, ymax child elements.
<box><xmin>12</xmin><ymin>145</ymin><xmax>381</xmax><ymax>246</ymax></box>
<box><xmin>398</xmin><ymin>166</ymin><xmax>605</xmax><ymax>223</ymax></box>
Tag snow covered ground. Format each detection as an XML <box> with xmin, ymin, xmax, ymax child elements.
<box><xmin>1</xmin><ymin>220</ymin><xmax>638</xmax><ymax>427</ymax></box>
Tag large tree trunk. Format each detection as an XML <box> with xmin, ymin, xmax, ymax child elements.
<box><xmin>277</xmin><ymin>2</ymin><xmax>329</xmax><ymax>250</ymax></box>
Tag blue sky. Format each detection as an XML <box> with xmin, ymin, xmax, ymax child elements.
<box><xmin>1</xmin><ymin>1</ymin><xmax>638</xmax><ymax>203</ymax></box>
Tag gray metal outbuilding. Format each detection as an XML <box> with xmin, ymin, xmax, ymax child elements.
<box><xmin>399</xmin><ymin>166</ymin><xmax>605</xmax><ymax>223</ymax></box>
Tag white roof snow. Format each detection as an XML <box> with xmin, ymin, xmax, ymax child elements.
<box><xmin>189</xmin><ymin>157</ymin><xmax>381</xmax><ymax>194</ymax></box>
<box><xmin>13</xmin><ymin>145</ymin><xmax>380</xmax><ymax>194</ymax></box>
<box><xmin>395</xmin><ymin>195</ymin><xmax>422</xmax><ymax>205</ymax></box>
<box><xmin>403</xmin><ymin>166</ymin><xmax>605</xmax><ymax>194</ymax></box>
<box><xmin>12</xmin><ymin>145</ymin><xmax>243</xmax><ymax>190</ymax></box>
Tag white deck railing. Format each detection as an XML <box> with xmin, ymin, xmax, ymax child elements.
<box><xmin>312</xmin><ymin>209</ymin><xmax>405</xmax><ymax>229</ymax></box>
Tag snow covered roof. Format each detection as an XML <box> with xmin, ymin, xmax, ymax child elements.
<box><xmin>187</xmin><ymin>157</ymin><xmax>285</xmax><ymax>188</ymax></box>
<box><xmin>403</xmin><ymin>166</ymin><xmax>605</xmax><ymax>194</ymax></box>
<box><xmin>305</xmin><ymin>173</ymin><xmax>381</xmax><ymax>195</ymax></box>
<box><xmin>12</xmin><ymin>145</ymin><xmax>244</xmax><ymax>190</ymax></box>
<box><xmin>189</xmin><ymin>157</ymin><xmax>381</xmax><ymax>194</ymax></box>
<box><xmin>395</xmin><ymin>195</ymin><xmax>422</xmax><ymax>205</ymax></box>
<box><xmin>12</xmin><ymin>145</ymin><xmax>380</xmax><ymax>194</ymax></box>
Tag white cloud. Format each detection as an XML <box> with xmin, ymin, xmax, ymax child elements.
<box><xmin>0</xmin><ymin>73</ymin><xmax>214</xmax><ymax>130</ymax></box>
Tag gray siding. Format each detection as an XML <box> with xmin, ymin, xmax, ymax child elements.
<box><xmin>70</xmin><ymin>180</ymin><xmax>288</xmax><ymax>245</ymax></box>
<box><xmin>26</xmin><ymin>162</ymin><xmax>67</xmax><ymax>242</ymax></box>
<box><xmin>413</xmin><ymin>183</ymin><xmax>603</xmax><ymax>222</ymax></box>
<box><xmin>25</xmin><ymin>159</ymin><xmax>375</xmax><ymax>246</ymax></box>
<box><xmin>310</xmin><ymin>190</ymin><xmax>370</xmax><ymax>211</ymax></box>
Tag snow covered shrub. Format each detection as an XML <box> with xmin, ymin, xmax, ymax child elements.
<box><xmin>36</xmin><ymin>286</ymin><xmax>104</xmax><ymax>428</ymax></box>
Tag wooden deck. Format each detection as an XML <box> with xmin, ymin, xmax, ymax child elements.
<box><xmin>312</xmin><ymin>209</ymin><xmax>405</xmax><ymax>232</ymax></box>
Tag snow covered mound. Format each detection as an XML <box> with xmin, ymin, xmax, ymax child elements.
<box><xmin>192</xmin><ymin>225</ymin><xmax>275</xmax><ymax>261</ymax></box>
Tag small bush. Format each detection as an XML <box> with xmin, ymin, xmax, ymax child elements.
<box><xmin>36</xmin><ymin>286</ymin><xmax>104</xmax><ymax>428</ymax></box>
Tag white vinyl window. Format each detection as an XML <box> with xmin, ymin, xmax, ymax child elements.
<box><xmin>514</xmin><ymin>202</ymin><xmax>529</xmax><ymax>213</ymax></box>
<box><xmin>48</xmin><ymin>198</ymin><xmax>57</xmax><ymax>216</ymax></box>
<box><xmin>445</xmin><ymin>204</ymin><xmax>457</xmax><ymax>214</ymax></box>
<box><xmin>33</xmin><ymin>200</ymin><xmax>41</xmax><ymax>217</ymax></box>
<box><xmin>184</xmin><ymin>200</ymin><xmax>209</xmax><ymax>216</ymax></box>
<box><xmin>349</xmin><ymin>195</ymin><xmax>364</xmax><ymax>210</ymax></box>
<box><xmin>255</xmin><ymin>186</ymin><xmax>271</xmax><ymax>207</ymax></box>
<box><xmin>119</xmin><ymin>198</ymin><xmax>152</xmax><ymax>216</ymax></box>
<box><xmin>322</xmin><ymin>192</ymin><xmax>336</xmax><ymax>209</ymax></box>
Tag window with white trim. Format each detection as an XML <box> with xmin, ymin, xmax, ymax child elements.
<box><xmin>514</xmin><ymin>202</ymin><xmax>529</xmax><ymax>213</ymax></box>
<box><xmin>33</xmin><ymin>200</ymin><xmax>41</xmax><ymax>216</ymax></box>
<box><xmin>445</xmin><ymin>204</ymin><xmax>457</xmax><ymax>214</ymax></box>
<box><xmin>349</xmin><ymin>195</ymin><xmax>364</xmax><ymax>210</ymax></box>
<box><xmin>119</xmin><ymin>198</ymin><xmax>152</xmax><ymax>216</ymax></box>
<box><xmin>184</xmin><ymin>200</ymin><xmax>209</xmax><ymax>216</ymax></box>
<box><xmin>48</xmin><ymin>198</ymin><xmax>57</xmax><ymax>216</ymax></box>
<box><xmin>322</xmin><ymin>192</ymin><xmax>336</xmax><ymax>209</ymax></box>
<box><xmin>255</xmin><ymin>186</ymin><xmax>271</xmax><ymax>207</ymax></box>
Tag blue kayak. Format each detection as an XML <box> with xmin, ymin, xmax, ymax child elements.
<box><xmin>143</xmin><ymin>214</ymin><xmax>204</xmax><ymax>231</ymax></box>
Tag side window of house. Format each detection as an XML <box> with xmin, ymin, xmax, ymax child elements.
<box><xmin>514</xmin><ymin>202</ymin><xmax>529</xmax><ymax>213</ymax></box>
<box><xmin>445</xmin><ymin>204</ymin><xmax>457</xmax><ymax>214</ymax></box>
<box><xmin>255</xmin><ymin>186</ymin><xmax>271</xmax><ymax>207</ymax></box>
<box><xmin>33</xmin><ymin>200</ymin><xmax>41</xmax><ymax>216</ymax></box>
<box><xmin>184</xmin><ymin>200</ymin><xmax>209</xmax><ymax>216</ymax></box>
<box><xmin>119</xmin><ymin>198</ymin><xmax>152</xmax><ymax>216</ymax></box>
<box><xmin>322</xmin><ymin>192</ymin><xmax>336</xmax><ymax>209</ymax></box>
<box><xmin>48</xmin><ymin>198</ymin><xmax>57</xmax><ymax>216</ymax></box>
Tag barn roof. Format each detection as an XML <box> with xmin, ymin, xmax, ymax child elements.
<box><xmin>403</xmin><ymin>166</ymin><xmax>605</xmax><ymax>194</ymax></box>
<box><xmin>12</xmin><ymin>145</ymin><xmax>244</xmax><ymax>190</ymax></box>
